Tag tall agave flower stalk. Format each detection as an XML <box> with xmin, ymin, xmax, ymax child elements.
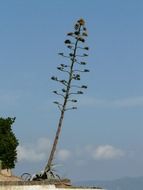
<box><xmin>44</xmin><ymin>18</ymin><xmax>89</xmax><ymax>175</ymax></box>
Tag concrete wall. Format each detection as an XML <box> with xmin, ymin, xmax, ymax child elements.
<box><xmin>0</xmin><ymin>182</ymin><xmax>104</xmax><ymax>190</ymax></box>
<box><xmin>0</xmin><ymin>185</ymin><xmax>103</xmax><ymax>190</ymax></box>
<box><xmin>0</xmin><ymin>184</ymin><xmax>56</xmax><ymax>190</ymax></box>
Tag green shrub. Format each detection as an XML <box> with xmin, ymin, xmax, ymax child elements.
<box><xmin>0</xmin><ymin>117</ymin><xmax>19</xmax><ymax>169</ymax></box>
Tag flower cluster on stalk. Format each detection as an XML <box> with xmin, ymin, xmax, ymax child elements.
<box><xmin>51</xmin><ymin>18</ymin><xmax>89</xmax><ymax>112</ymax></box>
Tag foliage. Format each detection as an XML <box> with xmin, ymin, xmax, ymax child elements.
<box><xmin>0</xmin><ymin>117</ymin><xmax>19</xmax><ymax>169</ymax></box>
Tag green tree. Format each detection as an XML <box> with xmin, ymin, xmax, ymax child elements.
<box><xmin>0</xmin><ymin>117</ymin><xmax>19</xmax><ymax>169</ymax></box>
<box><xmin>44</xmin><ymin>18</ymin><xmax>89</xmax><ymax>176</ymax></box>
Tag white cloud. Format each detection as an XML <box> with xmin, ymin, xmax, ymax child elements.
<box><xmin>17</xmin><ymin>145</ymin><xmax>46</xmax><ymax>162</ymax></box>
<box><xmin>17</xmin><ymin>138</ymin><xmax>124</xmax><ymax>163</ymax></box>
<box><xmin>74</xmin><ymin>145</ymin><xmax>124</xmax><ymax>163</ymax></box>
<box><xmin>17</xmin><ymin>138</ymin><xmax>71</xmax><ymax>163</ymax></box>
<box><xmin>79</xmin><ymin>96</ymin><xmax>143</xmax><ymax>108</ymax></box>
<box><xmin>17</xmin><ymin>137</ymin><xmax>51</xmax><ymax>162</ymax></box>
<box><xmin>57</xmin><ymin>149</ymin><xmax>71</xmax><ymax>161</ymax></box>
<box><xmin>92</xmin><ymin>145</ymin><xmax>124</xmax><ymax>160</ymax></box>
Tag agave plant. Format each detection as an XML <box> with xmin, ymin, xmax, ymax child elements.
<box><xmin>43</xmin><ymin>18</ymin><xmax>89</xmax><ymax>179</ymax></box>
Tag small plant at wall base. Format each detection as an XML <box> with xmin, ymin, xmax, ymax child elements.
<box><xmin>0</xmin><ymin>117</ymin><xmax>19</xmax><ymax>170</ymax></box>
<box><xmin>43</xmin><ymin>18</ymin><xmax>89</xmax><ymax>179</ymax></box>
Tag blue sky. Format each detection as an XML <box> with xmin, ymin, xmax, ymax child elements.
<box><xmin>0</xmin><ymin>0</ymin><xmax>143</xmax><ymax>181</ymax></box>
